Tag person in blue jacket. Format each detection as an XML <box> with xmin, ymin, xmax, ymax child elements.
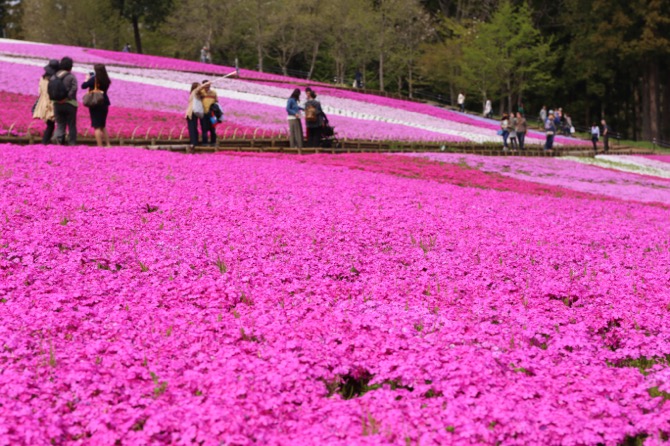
<box><xmin>286</xmin><ymin>88</ymin><xmax>304</xmax><ymax>149</ymax></box>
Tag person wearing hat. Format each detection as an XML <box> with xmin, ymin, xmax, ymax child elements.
<box><xmin>32</xmin><ymin>59</ymin><xmax>59</xmax><ymax>144</ymax></box>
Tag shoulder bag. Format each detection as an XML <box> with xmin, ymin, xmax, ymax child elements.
<box><xmin>83</xmin><ymin>78</ymin><xmax>105</xmax><ymax>108</ymax></box>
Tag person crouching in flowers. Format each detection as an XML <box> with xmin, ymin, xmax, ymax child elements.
<box><xmin>33</xmin><ymin>59</ymin><xmax>59</xmax><ymax>144</ymax></box>
<box><xmin>286</xmin><ymin>88</ymin><xmax>304</xmax><ymax>149</ymax></box>
<box><xmin>185</xmin><ymin>81</ymin><xmax>211</xmax><ymax>150</ymax></box>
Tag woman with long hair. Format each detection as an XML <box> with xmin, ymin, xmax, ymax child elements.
<box><xmin>81</xmin><ymin>63</ymin><xmax>112</xmax><ymax>147</ymax></box>
<box><xmin>185</xmin><ymin>81</ymin><xmax>210</xmax><ymax>150</ymax></box>
<box><xmin>33</xmin><ymin>59</ymin><xmax>59</xmax><ymax>144</ymax></box>
<box><xmin>286</xmin><ymin>88</ymin><xmax>304</xmax><ymax>149</ymax></box>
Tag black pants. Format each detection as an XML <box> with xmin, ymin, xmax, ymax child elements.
<box><xmin>306</xmin><ymin>126</ymin><xmax>322</xmax><ymax>148</ymax></box>
<box><xmin>200</xmin><ymin>116</ymin><xmax>216</xmax><ymax>145</ymax></box>
<box><xmin>592</xmin><ymin>136</ymin><xmax>598</xmax><ymax>152</ymax></box>
<box><xmin>54</xmin><ymin>103</ymin><xmax>77</xmax><ymax>145</ymax></box>
<box><xmin>517</xmin><ymin>132</ymin><xmax>526</xmax><ymax>150</ymax></box>
<box><xmin>42</xmin><ymin>120</ymin><xmax>55</xmax><ymax>144</ymax></box>
<box><xmin>187</xmin><ymin>117</ymin><xmax>199</xmax><ymax>146</ymax></box>
<box><xmin>603</xmin><ymin>135</ymin><xmax>609</xmax><ymax>152</ymax></box>
<box><xmin>544</xmin><ymin>134</ymin><xmax>555</xmax><ymax>151</ymax></box>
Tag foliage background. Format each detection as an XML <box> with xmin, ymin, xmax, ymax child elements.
<box><xmin>1</xmin><ymin>0</ymin><xmax>668</xmax><ymax>141</ymax></box>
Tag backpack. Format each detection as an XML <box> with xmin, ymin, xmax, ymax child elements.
<box><xmin>305</xmin><ymin>104</ymin><xmax>318</xmax><ymax>122</ymax></box>
<box><xmin>48</xmin><ymin>72</ymin><xmax>70</xmax><ymax>101</ymax></box>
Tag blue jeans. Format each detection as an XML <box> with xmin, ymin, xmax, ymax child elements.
<box><xmin>517</xmin><ymin>132</ymin><xmax>526</xmax><ymax>150</ymax></box>
<box><xmin>502</xmin><ymin>131</ymin><xmax>509</xmax><ymax>148</ymax></box>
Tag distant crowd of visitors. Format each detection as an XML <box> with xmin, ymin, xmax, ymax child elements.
<box><xmin>454</xmin><ymin>93</ymin><xmax>611</xmax><ymax>152</ymax></box>
<box><xmin>33</xmin><ymin>55</ymin><xmax>609</xmax><ymax>152</ymax></box>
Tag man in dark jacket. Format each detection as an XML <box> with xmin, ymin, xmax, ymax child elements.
<box><xmin>601</xmin><ymin>119</ymin><xmax>610</xmax><ymax>153</ymax></box>
<box><xmin>53</xmin><ymin>57</ymin><xmax>78</xmax><ymax>145</ymax></box>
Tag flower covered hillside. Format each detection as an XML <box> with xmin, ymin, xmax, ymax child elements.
<box><xmin>1</xmin><ymin>146</ymin><xmax>670</xmax><ymax>445</ymax></box>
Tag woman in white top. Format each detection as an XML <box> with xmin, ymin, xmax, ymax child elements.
<box><xmin>590</xmin><ymin>123</ymin><xmax>600</xmax><ymax>152</ymax></box>
<box><xmin>185</xmin><ymin>81</ymin><xmax>211</xmax><ymax>149</ymax></box>
<box><xmin>483</xmin><ymin>99</ymin><xmax>492</xmax><ymax>118</ymax></box>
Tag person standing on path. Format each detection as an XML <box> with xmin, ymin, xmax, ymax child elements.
<box><xmin>483</xmin><ymin>99</ymin><xmax>492</xmax><ymax>118</ymax></box>
<box><xmin>185</xmin><ymin>81</ymin><xmax>211</xmax><ymax>150</ymax></box>
<box><xmin>287</xmin><ymin>88</ymin><xmax>304</xmax><ymax>149</ymax></box>
<box><xmin>500</xmin><ymin>113</ymin><xmax>510</xmax><ymax>150</ymax></box>
<box><xmin>590</xmin><ymin>122</ymin><xmax>600</xmax><ymax>152</ymax></box>
<box><xmin>508</xmin><ymin>113</ymin><xmax>518</xmax><ymax>150</ymax></box>
<box><xmin>544</xmin><ymin>112</ymin><xmax>556</xmax><ymax>151</ymax></box>
<box><xmin>81</xmin><ymin>64</ymin><xmax>112</xmax><ymax>147</ymax></box>
<box><xmin>52</xmin><ymin>56</ymin><xmax>78</xmax><ymax>145</ymax></box>
<box><xmin>539</xmin><ymin>105</ymin><xmax>547</xmax><ymax>125</ymax></box>
<box><xmin>458</xmin><ymin>92</ymin><xmax>465</xmax><ymax>112</ymax></box>
<box><xmin>304</xmin><ymin>88</ymin><xmax>325</xmax><ymax>148</ymax></box>
<box><xmin>515</xmin><ymin>112</ymin><xmax>527</xmax><ymax>151</ymax></box>
<box><xmin>199</xmin><ymin>80</ymin><xmax>218</xmax><ymax>146</ymax></box>
<box><xmin>601</xmin><ymin>119</ymin><xmax>610</xmax><ymax>152</ymax></box>
<box><xmin>33</xmin><ymin>59</ymin><xmax>59</xmax><ymax>144</ymax></box>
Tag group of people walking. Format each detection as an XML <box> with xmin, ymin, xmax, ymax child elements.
<box><xmin>286</xmin><ymin>87</ymin><xmax>329</xmax><ymax>149</ymax></box>
<box><xmin>32</xmin><ymin>57</ymin><xmax>111</xmax><ymax>146</ymax></box>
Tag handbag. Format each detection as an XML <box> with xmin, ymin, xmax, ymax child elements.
<box><xmin>192</xmin><ymin>97</ymin><xmax>205</xmax><ymax>118</ymax></box>
<box><xmin>82</xmin><ymin>78</ymin><xmax>104</xmax><ymax>108</ymax></box>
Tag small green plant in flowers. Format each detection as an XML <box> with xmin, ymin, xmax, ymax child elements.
<box><xmin>150</xmin><ymin>372</ymin><xmax>168</xmax><ymax>398</ymax></box>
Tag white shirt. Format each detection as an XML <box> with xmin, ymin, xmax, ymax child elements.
<box><xmin>458</xmin><ymin>94</ymin><xmax>465</xmax><ymax>105</ymax></box>
<box><xmin>591</xmin><ymin>126</ymin><xmax>600</xmax><ymax>137</ymax></box>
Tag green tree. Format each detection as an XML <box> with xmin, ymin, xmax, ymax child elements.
<box><xmin>460</xmin><ymin>1</ymin><xmax>554</xmax><ymax>113</ymax></box>
<box><xmin>110</xmin><ymin>0</ymin><xmax>174</xmax><ymax>54</ymax></box>
<box><xmin>1</xmin><ymin>0</ymin><xmax>22</xmax><ymax>39</ymax></box>
<box><xmin>22</xmin><ymin>0</ymin><xmax>123</xmax><ymax>49</ymax></box>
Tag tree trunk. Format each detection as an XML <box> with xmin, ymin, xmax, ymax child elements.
<box><xmin>379</xmin><ymin>51</ymin><xmax>385</xmax><ymax>92</ymax></box>
<box><xmin>307</xmin><ymin>41</ymin><xmax>320</xmax><ymax>80</ymax></box>
<box><xmin>641</xmin><ymin>62</ymin><xmax>660</xmax><ymax>141</ymax></box>
<box><xmin>633</xmin><ymin>81</ymin><xmax>641</xmax><ymax>140</ymax></box>
<box><xmin>132</xmin><ymin>15</ymin><xmax>142</xmax><ymax>54</ymax></box>
<box><xmin>408</xmin><ymin>63</ymin><xmax>414</xmax><ymax>99</ymax></box>
<box><xmin>257</xmin><ymin>43</ymin><xmax>263</xmax><ymax>72</ymax></box>
<box><xmin>663</xmin><ymin>78</ymin><xmax>670</xmax><ymax>142</ymax></box>
<box><xmin>648</xmin><ymin>61</ymin><xmax>660</xmax><ymax>141</ymax></box>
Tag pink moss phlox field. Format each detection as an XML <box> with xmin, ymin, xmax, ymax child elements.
<box><xmin>0</xmin><ymin>39</ymin><xmax>588</xmax><ymax>144</ymax></box>
<box><xmin>2</xmin><ymin>145</ymin><xmax>670</xmax><ymax>445</ymax></box>
<box><xmin>406</xmin><ymin>153</ymin><xmax>670</xmax><ymax>206</ymax></box>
